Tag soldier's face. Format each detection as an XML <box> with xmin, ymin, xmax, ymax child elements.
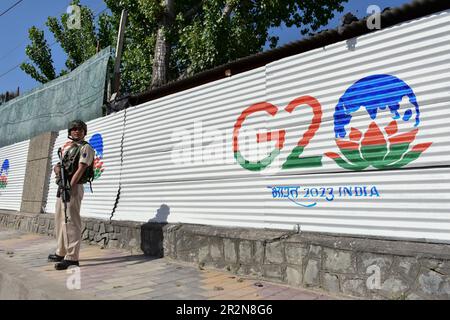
<box><xmin>70</xmin><ymin>127</ymin><xmax>86</xmax><ymax>140</ymax></box>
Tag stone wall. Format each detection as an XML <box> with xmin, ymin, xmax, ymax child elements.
<box><xmin>162</xmin><ymin>225</ymin><xmax>450</xmax><ymax>300</ymax></box>
<box><xmin>0</xmin><ymin>210</ymin><xmax>163</xmax><ymax>256</ymax></box>
<box><xmin>1</xmin><ymin>209</ymin><xmax>449</xmax><ymax>299</ymax></box>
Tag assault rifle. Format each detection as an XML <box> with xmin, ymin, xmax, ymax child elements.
<box><xmin>57</xmin><ymin>148</ymin><xmax>71</xmax><ymax>224</ymax></box>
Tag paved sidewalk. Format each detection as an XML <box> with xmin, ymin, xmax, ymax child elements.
<box><xmin>0</xmin><ymin>227</ymin><xmax>346</xmax><ymax>300</ymax></box>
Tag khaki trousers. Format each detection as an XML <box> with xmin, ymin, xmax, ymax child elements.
<box><xmin>55</xmin><ymin>184</ymin><xmax>84</xmax><ymax>261</ymax></box>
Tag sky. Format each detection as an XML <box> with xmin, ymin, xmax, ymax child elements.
<box><xmin>0</xmin><ymin>0</ymin><xmax>414</xmax><ymax>95</ymax></box>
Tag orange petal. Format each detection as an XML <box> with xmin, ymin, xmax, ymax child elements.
<box><xmin>411</xmin><ymin>142</ymin><xmax>432</xmax><ymax>153</ymax></box>
<box><xmin>361</xmin><ymin>122</ymin><xmax>387</xmax><ymax>146</ymax></box>
<box><xmin>349</xmin><ymin>128</ymin><xmax>362</xmax><ymax>141</ymax></box>
<box><xmin>336</xmin><ymin>139</ymin><xmax>359</xmax><ymax>151</ymax></box>
<box><xmin>389</xmin><ymin>129</ymin><xmax>418</xmax><ymax>145</ymax></box>
<box><xmin>385</xmin><ymin>121</ymin><xmax>398</xmax><ymax>136</ymax></box>
<box><xmin>325</xmin><ymin>152</ymin><xmax>340</xmax><ymax>159</ymax></box>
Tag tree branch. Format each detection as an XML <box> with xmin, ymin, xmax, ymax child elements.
<box><xmin>222</xmin><ymin>0</ymin><xmax>242</xmax><ymax>19</ymax></box>
<box><xmin>183</xmin><ymin>1</ymin><xmax>203</xmax><ymax>20</ymax></box>
<box><xmin>222</xmin><ymin>3</ymin><xmax>234</xmax><ymax>19</ymax></box>
<box><xmin>165</xmin><ymin>0</ymin><xmax>175</xmax><ymax>21</ymax></box>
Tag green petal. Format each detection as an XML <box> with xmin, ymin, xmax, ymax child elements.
<box><xmin>340</xmin><ymin>148</ymin><xmax>367</xmax><ymax>166</ymax></box>
<box><xmin>326</xmin><ymin>153</ymin><xmax>369</xmax><ymax>171</ymax></box>
<box><xmin>361</xmin><ymin>144</ymin><xmax>388</xmax><ymax>167</ymax></box>
<box><xmin>379</xmin><ymin>149</ymin><xmax>425</xmax><ymax>169</ymax></box>
<box><xmin>382</xmin><ymin>142</ymin><xmax>410</xmax><ymax>165</ymax></box>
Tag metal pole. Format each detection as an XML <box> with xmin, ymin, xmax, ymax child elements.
<box><xmin>111</xmin><ymin>9</ymin><xmax>128</xmax><ymax>99</ymax></box>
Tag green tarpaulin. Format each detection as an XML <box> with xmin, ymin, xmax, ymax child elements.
<box><xmin>0</xmin><ymin>47</ymin><xmax>112</xmax><ymax>147</ymax></box>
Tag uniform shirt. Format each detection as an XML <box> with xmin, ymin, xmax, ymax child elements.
<box><xmin>78</xmin><ymin>142</ymin><xmax>95</xmax><ymax>167</ymax></box>
<box><xmin>60</xmin><ymin>139</ymin><xmax>95</xmax><ymax>181</ymax></box>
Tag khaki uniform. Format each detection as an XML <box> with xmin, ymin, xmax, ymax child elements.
<box><xmin>55</xmin><ymin>140</ymin><xmax>94</xmax><ymax>261</ymax></box>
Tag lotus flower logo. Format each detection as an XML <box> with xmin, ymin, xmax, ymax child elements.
<box><xmin>0</xmin><ymin>159</ymin><xmax>9</xmax><ymax>189</ymax></box>
<box><xmin>326</xmin><ymin>74</ymin><xmax>432</xmax><ymax>170</ymax></box>
<box><xmin>89</xmin><ymin>133</ymin><xmax>104</xmax><ymax>180</ymax></box>
<box><xmin>93</xmin><ymin>157</ymin><xmax>104</xmax><ymax>179</ymax></box>
<box><xmin>326</xmin><ymin>121</ymin><xmax>431</xmax><ymax>170</ymax></box>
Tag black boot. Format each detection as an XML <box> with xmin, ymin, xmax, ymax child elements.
<box><xmin>55</xmin><ymin>260</ymin><xmax>79</xmax><ymax>270</ymax></box>
<box><xmin>48</xmin><ymin>253</ymin><xmax>64</xmax><ymax>262</ymax></box>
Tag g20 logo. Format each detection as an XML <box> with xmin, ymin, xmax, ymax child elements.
<box><xmin>0</xmin><ymin>159</ymin><xmax>9</xmax><ymax>189</ymax></box>
<box><xmin>233</xmin><ymin>74</ymin><xmax>432</xmax><ymax>172</ymax></box>
<box><xmin>89</xmin><ymin>133</ymin><xmax>104</xmax><ymax>180</ymax></box>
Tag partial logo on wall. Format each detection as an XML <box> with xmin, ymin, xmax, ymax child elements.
<box><xmin>89</xmin><ymin>133</ymin><xmax>104</xmax><ymax>180</ymax></box>
<box><xmin>0</xmin><ymin>159</ymin><xmax>9</xmax><ymax>190</ymax></box>
<box><xmin>326</xmin><ymin>74</ymin><xmax>432</xmax><ymax>170</ymax></box>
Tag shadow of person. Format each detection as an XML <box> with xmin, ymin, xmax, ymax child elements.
<box><xmin>148</xmin><ymin>204</ymin><xmax>170</xmax><ymax>223</ymax></box>
<box><xmin>81</xmin><ymin>254</ymin><xmax>156</xmax><ymax>267</ymax></box>
<box><xmin>140</xmin><ymin>204</ymin><xmax>170</xmax><ymax>257</ymax></box>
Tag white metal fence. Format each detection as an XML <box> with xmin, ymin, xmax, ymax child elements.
<box><xmin>45</xmin><ymin>112</ymin><xmax>125</xmax><ymax>219</ymax></box>
<box><xmin>14</xmin><ymin>9</ymin><xmax>450</xmax><ymax>241</ymax></box>
<box><xmin>0</xmin><ymin>140</ymin><xmax>30</xmax><ymax>211</ymax></box>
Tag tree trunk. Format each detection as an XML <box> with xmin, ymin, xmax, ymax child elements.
<box><xmin>150</xmin><ymin>0</ymin><xmax>174</xmax><ymax>89</ymax></box>
<box><xmin>151</xmin><ymin>26</ymin><xmax>169</xmax><ymax>89</ymax></box>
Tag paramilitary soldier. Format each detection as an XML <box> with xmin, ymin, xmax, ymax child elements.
<box><xmin>48</xmin><ymin>120</ymin><xmax>95</xmax><ymax>270</ymax></box>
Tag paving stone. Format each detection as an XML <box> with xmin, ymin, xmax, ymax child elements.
<box><xmin>417</xmin><ymin>270</ymin><xmax>445</xmax><ymax>297</ymax></box>
<box><xmin>223</xmin><ymin>239</ymin><xmax>237</xmax><ymax>264</ymax></box>
<box><xmin>322</xmin><ymin>272</ymin><xmax>340</xmax><ymax>293</ymax></box>
<box><xmin>323</xmin><ymin>248</ymin><xmax>355</xmax><ymax>273</ymax></box>
<box><xmin>239</xmin><ymin>241</ymin><xmax>252</xmax><ymax>264</ymax></box>
<box><xmin>210</xmin><ymin>242</ymin><xmax>223</xmax><ymax>261</ymax></box>
<box><xmin>341</xmin><ymin>277</ymin><xmax>366</xmax><ymax>297</ymax></box>
<box><xmin>304</xmin><ymin>259</ymin><xmax>320</xmax><ymax>287</ymax></box>
<box><xmin>265</xmin><ymin>241</ymin><xmax>284</xmax><ymax>264</ymax></box>
<box><xmin>285</xmin><ymin>243</ymin><xmax>306</xmax><ymax>265</ymax></box>
<box><xmin>286</xmin><ymin>266</ymin><xmax>302</xmax><ymax>287</ymax></box>
<box><xmin>0</xmin><ymin>226</ymin><xmax>340</xmax><ymax>300</ymax></box>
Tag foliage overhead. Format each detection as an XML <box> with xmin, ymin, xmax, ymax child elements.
<box><xmin>21</xmin><ymin>0</ymin><xmax>113</xmax><ymax>84</ymax></box>
<box><xmin>0</xmin><ymin>88</ymin><xmax>20</xmax><ymax>106</ymax></box>
<box><xmin>22</xmin><ymin>0</ymin><xmax>348</xmax><ymax>93</ymax></box>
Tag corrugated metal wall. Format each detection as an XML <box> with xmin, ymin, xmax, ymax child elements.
<box><xmin>45</xmin><ymin>111</ymin><xmax>124</xmax><ymax>219</ymax></box>
<box><xmin>111</xmin><ymin>9</ymin><xmax>450</xmax><ymax>241</ymax></box>
<box><xmin>0</xmin><ymin>140</ymin><xmax>30</xmax><ymax>211</ymax></box>
<box><xmin>261</xmin><ymin>9</ymin><xmax>450</xmax><ymax>240</ymax></box>
<box><xmin>39</xmin><ymin>10</ymin><xmax>450</xmax><ymax>242</ymax></box>
<box><xmin>113</xmin><ymin>67</ymin><xmax>269</xmax><ymax>227</ymax></box>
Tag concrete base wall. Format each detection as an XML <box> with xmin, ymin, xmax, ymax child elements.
<box><xmin>1</xmin><ymin>209</ymin><xmax>449</xmax><ymax>300</ymax></box>
<box><xmin>20</xmin><ymin>132</ymin><xmax>57</xmax><ymax>214</ymax></box>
